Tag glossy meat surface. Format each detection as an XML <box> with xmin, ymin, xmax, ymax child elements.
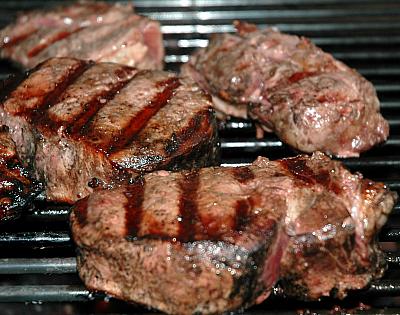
<box><xmin>182</xmin><ymin>22</ymin><xmax>389</xmax><ymax>157</ymax></box>
<box><xmin>0</xmin><ymin>2</ymin><xmax>164</xmax><ymax>70</ymax></box>
<box><xmin>0</xmin><ymin>57</ymin><xmax>219</xmax><ymax>203</ymax></box>
<box><xmin>71</xmin><ymin>152</ymin><xmax>396</xmax><ymax>314</ymax></box>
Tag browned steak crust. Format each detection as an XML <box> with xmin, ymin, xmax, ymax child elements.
<box><xmin>0</xmin><ymin>57</ymin><xmax>219</xmax><ymax>203</ymax></box>
<box><xmin>182</xmin><ymin>21</ymin><xmax>389</xmax><ymax>157</ymax></box>
<box><xmin>0</xmin><ymin>2</ymin><xmax>164</xmax><ymax>70</ymax></box>
<box><xmin>71</xmin><ymin>153</ymin><xmax>396</xmax><ymax>314</ymax></box>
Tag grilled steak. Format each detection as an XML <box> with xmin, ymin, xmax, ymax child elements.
<box><xmin>0</xmin><ymin>57</ymin><xmax>219</xmax><ymax>203</ymax></box>
<box><xmin>0</xmin><ymin>125</ymin><xmax>42</xmax><ymax>221</ymax></box>
<box><xmin>70</xmin><ymin>152</ymin><xmax>396</xmax><ymax>315</ymax></box>
<box><xmin>182</xmin><ymin>21</ymin><xmax>389</xmax><ymax>157</ymax></box>
<box><xmin>0</xmin><ymin>2</ymin><xmax>164</xmax><ymax>70</ymax></box>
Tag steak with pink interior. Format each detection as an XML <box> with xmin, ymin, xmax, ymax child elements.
<box><xmin>0</xmin><ymin>57</ymin><xmax>219</xmax><ymax>203</ymax></box>
<box><xmin>0</xmin><ymin>126</ymin><xmax>42</xmax><ymax>221</ymax></box>
<box><xmin>71</xmin><ymin>152</ymin><xmax>396</xmax><ymax>315</ymax></box>
<box><xmin>182</xmin><ymin>21</ymin><xmax>389</xmax><ymax>157</ymax></box>
<box><xmin>0</xmin><ymin>2</ymin><xmax>164</xmax><ymax>70</ymax></box>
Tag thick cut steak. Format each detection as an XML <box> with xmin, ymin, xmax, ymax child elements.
<box><xmin>182</xmin><ymin>21</ymin><xmax>389</xmax><ymax>157</ymax></box>
<box><xmin>0</xmin><ymin>57</ymin><xmax>219</xmax><ymax>203</ymax></box>
<box><xmin>0</xmin><ymin>126</ymin><xmax>42</xmax><ymax>221</ymax></box>
<box><xmin>70</xmin><ymin>152</ymin><xmax>396</xmax><ymax>315</ymax></box>
<box><xmin>0</xmin><ymin>2</ymin><xmax>164</xmax><ymax>70</ymax></box>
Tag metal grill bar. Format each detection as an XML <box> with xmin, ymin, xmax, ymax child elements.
<box><xmin>165</xmin><ymin>52</ymin><xmax>400</xmax><ymax>63</ymax></box>
<box><xmin>1</xmin><ymin>0</ymin><xmax>399</xmax><ymax>8</ymax></box>
<box><xmin>219</xmin><ymin>119</ymin><xmax>400</xmax><ymax>131</ymax></box>
<box><xmin>168</xmin><ymin>36</ymin><xmax>400</xmax><ymax>48</ymax></box>
<box><xmin>1</xmin><ymin>281</ymin><xmax>400</xmax><ymax>304</ymax></box>
<box><xmin>146</xmin><ymin>9</ymin><xmax>400</xmax><ymax>21</ymax></box>
<box><xmin>0</xmin><ymin>258</ymin><xmax>76</xmax><ymax>274</ymax></box>
<box><xmin>0</xmin><ymin>232</ymin><xmax>71</xmax><ymax>247</ymax></box>
<box><xmin>160</xmin><ymin>22</ymin><xmax>400</xmax><ymax>34</ymax></box>
<box><xmin>0</xmin><ymin>285</ymin><xmax>98</xmax><ymax>303</ymax></box>
<box><xmin>220</xmin><ymin>137</ymin><xmax>400</xmax><ymax>149</ymax></box>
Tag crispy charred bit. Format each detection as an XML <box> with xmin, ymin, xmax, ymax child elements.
<box><xmin>182</xmin><ymin>21</ymin><xmax>389</xmax><ymax>157</ymax></box>
<box><xmin>71</xmin><ymin>152</ymin><xmax>396</xmax><ymax>314</ymax></box>
<box><xmin>0</xmin><ymin>2</ymin><xmax>164</xmax><ymax>70</ymax></box>
<box><xmin>0</xmin><ymin>57</ymin><xmax>219</xmax><ymax>203</ymax></box>
<box><xmin>0</xmin><ymin>126</ymin><xmax>42</xmax><ymax>221</ymax></box>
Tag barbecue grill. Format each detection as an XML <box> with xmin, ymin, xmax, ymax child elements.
<box><xmin>0</xmin><ymin>0</ymin><xmax>400</xmax><ymax>314</ymax></box>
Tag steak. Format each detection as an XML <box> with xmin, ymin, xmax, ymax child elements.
<box><xmin>70</xmin><ymin>152</ymin><xmax>396</xmax><ymax>315</ymax></box>
<box><xmin>182</xmin><ymin>21</ymin><xmax>389</xmax><ymax>157</ymax></box>
<box><xmin>0</xmin><ymin>57</ymin><xmax>219</xmax><ymax>203</ymax></box>
<box><xmin>0</xmin><ymin>2</ymin><xmax>164</xmax><ymax>70</ymax></box>
<box><xmin>0</xmin><ymin>125</ymin><xmax>42</xmax><ymax>221</ymax></box>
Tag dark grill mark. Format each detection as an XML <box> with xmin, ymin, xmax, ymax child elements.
<box><xmin>69</xmin><ymin>68</ymin><xmax>137</xmax><ymax>137</ymax></box>
<box><xmin>280</xmin><ymin>158</ymin><xmax>315</xmax><ymax>185</ymax></box>
<box><xmin>235</xmin><ymin>198</ymin><xmax>252</xmax><ymax>232</ymax></box>
<box><xmin>74</xmin><ymin>197</ymin><xmax>89</xmax><ymax>226</ymax></box>
<box><xmin>2</xmin><ymin>29</ymin><xmax>37</xmax><ymax>49</ymax></box>
<box><xmin>27</xmin><ymin>27</ymin><xmax>85</xmax><ymax>58</ymax></box>
<box><xmin>288</xmin><ymin>71</ymin><xmax>316</xmax><ymax>84</ymax></box>
<box><xmin>124</xmin><ymin>180</ymin><xmax>145</xmax><ymax>239</ymax></box>
<box><xmin>231</xmin><ymin>167</ymin><xmax>255</xmax><ymax>184</ymax></box>
<box><xmin>178</xmin><ymin>170</ymin><xmax>200</xmax><ymax>242</ymax></box>
<box><xmin>280</xmin><ymin>158</ymin><xmax>341</xmax><ymax>194</ymax></box>
<box><xmin>108</xmin><ymin>77</ymin><xmax>181</xmax><ymax>153</ymax></box>
<box><xmin>314</xmin><ymin>170</ymin><xmax>342</xmax><ymax>194</ymax></box>
<box><xmin>26</xmin><ymin>61</ymin><xmax>92</xmax><ymax>126</ymax></box>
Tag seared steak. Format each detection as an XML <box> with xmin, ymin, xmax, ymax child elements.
<box><xmin>0</xmin><ymin>126</ymin><xmax>42</xmax><ymax>221</ymax></box>
<box><xmin>70</xmin><ymin>152</ymin><xmax>396</xmax><ymax>315</ymax></box>
<box><xmin>0</xmin><ymin>57</ymin><xmax>219</xmax><ymax>203</ymax></box>
<box><xmin>182</xmin><ymin>21</ymin><xmax>389</xmax><ymax>157</ymax></box>
<box><xmin>0</xmin><ymin>2</ymin><xmax>164</xmax><ymax>70</ymax></box>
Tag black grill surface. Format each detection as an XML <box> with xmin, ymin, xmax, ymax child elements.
<box><xmin>0</xmin><ymin>0</ymin><xmax>400</xmax><ymax>314</ymax></box>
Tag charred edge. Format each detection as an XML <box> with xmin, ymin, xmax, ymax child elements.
<box><xmin>178</xmin><ymin>170</ymin><xmax>200</xmax><ymax>242</ymax></box>
<box><xmin>124</xmin><ymin>180</ymin><xmax>145</xmax><ymax>239</ymax></box>
<box><xmin>69</xmin><ymin>68</ymin><xmax>137</xmax><ymax>137</ymax></box>
<box><xmin>0</xmin><ymin>72</ymin><xmax>30</xmax><ymax>104</ymax></box>
<box><xmin>1</xmin><ymin>29</ymin><xmax>38</xmax><ymax>49</ymax></box>
<box><xmin>27</xmin><ymin>27</ymin><xmax>85</xmax><ymax>58</ymax></box>
<box><xmin>0</xmin><ymin>176</ymin><xmax>20</xmax><ymax>194</ymax></box>
<box><xmin>0</xmin><ymin>173</ymin><xmax>40</xmax><ymax>217</ymax></box>
<box><xmin>73</xmin><ymin>196</ymin><xmax>89</xmax><ymax>227</ymax></box>
<box><xmin>30</xmin><ymin>61</ymin><xmax>93</xmax><ymax>129</ymax></box>
<box><xmin>231</xmin><ymin>167</ymin><xmax>255</xmax><ymax>184</ymax></box>
<box><xmin>280</xmin><ymin>157</ymin><xmax>341</xmax><ymax>194</ymax></box>
<box><xmin>161</xmin><ymin>109</ymin><xmax>220</xmax><ymax>171</ymax></box>
<box><xmin>107</xmin><ymin>77</ymin><xmax>181</xmax><ymax>154</ymax></box>
<box><xmin>230</xmin><ymin>223</ymin><xmax>277</xmax><ymax>303</ymax></box>
<box><xmin>164</xmin><ymin>109</ymin><xmax>213</xmax><ymax>156</ymax></box>
<box><xmin>1</xmin><ymin>58</ymin><xmax>62</xmax><ymax>105</ymax></box>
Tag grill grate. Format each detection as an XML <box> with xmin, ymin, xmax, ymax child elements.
<box><xmin>0</xmin><ymin>0</ymin><xmax>400</xmax><ymax>314</ymax></box>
